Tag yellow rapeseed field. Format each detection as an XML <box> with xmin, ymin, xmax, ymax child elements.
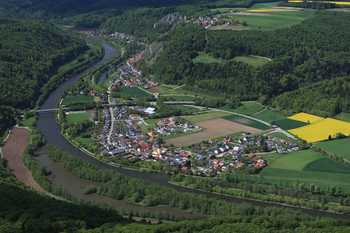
<box><xmin>288</xmin><ymin>112</ymin><xmax>324</xmax><ymax>124</ymax></box>
<box><xmin>287</xmin><ymin>0</ymin><xmax>350</xmax><ymax>4</ymax></box>
<box><xmin>289</xmin><ymin>118</ymin><xmax>350</xmax><ymax>143</ymax></box>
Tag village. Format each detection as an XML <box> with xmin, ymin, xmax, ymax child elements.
<box><xmin>95</xmin><ymin>50</ymin><xmax>302</xmax><ymax>176</ymax></box>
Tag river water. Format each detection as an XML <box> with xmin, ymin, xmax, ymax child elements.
<box><xmin>36</xmin><ymin>42</ymin><xmax>349</xmax><ymax>220</ymax></box>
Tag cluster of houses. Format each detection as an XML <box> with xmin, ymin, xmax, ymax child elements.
<box><xmin>99</xmin><ymin>104</ymin><xmax>196</xmax><ymax>170</ymax></box>
<box><xmin>95</xmin><ymin>36</ymin><xmax>302</xmax><ymax>176</ymax></box>
<box><xmin>189</xmin><ymin>134</ymin><xmax>300</xmax><ymax>176</ymax></box>
<box><xmin>155</xmin><ymin>117</ymin><xmax>201</xmax><ymax>136</ymax></box>
<box><xmin>109</xmin><ymin>32</ymin><xmax>135</xmax><ymax>43</ymax></box>
<box><xmin>191</xmin><ymin>16</ymin><xmax>232</xmax><ymax>29</ymax></box>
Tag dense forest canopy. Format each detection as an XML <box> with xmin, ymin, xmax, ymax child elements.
<box><xmin>0</xmin><ymin>20</ymin><xmax>86</xmax><ymax>134</ymax></box>
<box><xmin>150</xmin><ymin>12</ymin><xmax>350</xmax><ymax>115</ymax></box>
<box><xmin>0</xmin><ymin>0</ymin><xmax>251</xmax><ymax>16</ymax></box>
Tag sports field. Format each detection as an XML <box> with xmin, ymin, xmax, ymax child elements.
<box><xmin>62</xmin><ymin>95</ymin><xmax>95</xmax><ymax>107</ymax></box>
<box><xmin>289</xmin><ymin>118</ymin><xmax>350</xmax><ymax>143</ymax></box>
<box><xmin>66</xmin><ymin>111</ymin><xmax>91</xmax><ymax>125</ymax></box>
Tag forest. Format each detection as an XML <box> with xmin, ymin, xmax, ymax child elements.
<box><xmin>150</xmin><ymin>12</ymin><xmax>350</xmax><ymax>116</ymax></box>
<box><xmin>0</xmin><ymin>0</ymin><xmax>251</xmax><ymax>17</ymax></box>
<box><xmin>0</xmin><ymin>20</ymin><xmax>87</xmax><ymax>135</ymax></box>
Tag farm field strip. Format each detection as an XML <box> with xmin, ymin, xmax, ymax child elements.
<box><xmin>315</xmin><ymin>138</ymin><xmax>350</xmax><ymax>161</ymax></box>
<box><xmin>261</xmin><ymin>168</ymin><xmax>350</xmax><ymax>191</ymax></box>
<box><xmin>288</xmin><ymin>112</ymin><xmax>324</xmax><ymax>124</ymax></box>
<box><xmin>289</xmin><ymin>118</ymin><xmax>350</xmax><ymax>143</ymax></box>
<box><xmin>183</xmin><ymin>111</ymin><xmax>232</xmax><ymax>123</ymax></box>
<box><xmin>267</xmin><ymin>150</ymin><xmax>323</xmax><ymax>171</ymax></box>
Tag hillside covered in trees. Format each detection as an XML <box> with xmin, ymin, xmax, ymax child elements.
<box><xmin>0</xmin><ymin>0</ymin><xmax>253</xmax><ymax>17</ymax></box>
<box><xmin>0</xmin><ymin>20</ymin><xmax>87</xmax><ymax>135</ymax></box>
<box><xmin>150</xmin><ymin>12</ymin><xmax>350</xmax><ymax>116</ymax></box>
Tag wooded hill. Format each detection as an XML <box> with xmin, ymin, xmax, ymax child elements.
<box><xmin>0</xmin><ymin>20</ymin><xmax>87</xmax><ymax>135</ymax></box>
<box><xmin>0</xmin><ymin>0</ymin><xmax>253</xmax><ymax>17</ymax></box>
<box><xmin>149</xmin><ymin>12</ymin><xmax>350</xmax><ymax>116</ymax></box>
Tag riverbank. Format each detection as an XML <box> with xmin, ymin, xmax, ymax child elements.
<box><xmin>35</xmin><ymin>146</ymin><xmax>202</xmax><ymax>220</ymax></box>
<box><xmin>2</xmin><ymin>127</ymin><xmax>45</xmax><ymax>193</ymax></box>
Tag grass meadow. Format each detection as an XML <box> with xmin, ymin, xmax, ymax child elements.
<box><xmin>315</xmin><ymin>138</ymin><xmax>350</xmax><ymax>161</ymax></box>
<box><xmin>62</xmin><ymin>95</ymin><xmax>95</xmax><ymax>107</ymax></box>
<box><xmin>261</xmin><ymin>149</ymin><xmax>350</xmax><ymax>191</ymax></box>
<box><xmin>66</xmin><ymin>112</ymin><xmax>91</xmax><ymax>125</ymax></box>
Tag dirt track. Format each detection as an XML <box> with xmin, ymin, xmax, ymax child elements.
<box><xmin>2</xmin><ymin>127</ymin><xmax>45</xmax><ymax>193</ymax></box>
<box><xmin>166</xmin><ymin>118</ymin><xmax>261</xmax><ymax>147</ymax></box>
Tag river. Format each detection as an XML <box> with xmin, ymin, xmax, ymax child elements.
<box><xmin>36</xmin><ymin>42</ymin><xmax>350</xmax><ymax>220</ymax></box>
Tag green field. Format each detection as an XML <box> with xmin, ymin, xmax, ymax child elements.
<box><xmin>226</xmin><ymin>11</ymin><xmax>314</xmax><ymax>31</ymax></box>
<box><xmin>161</xmin><ymin>95</ymin><xmax>196</xmax><ymax>101</ymax></box>
<box><xmin>227</xmin><ymin>101</ymin><xmax>265</xmax><ymax>115</ymax></box>
<box><xmin>304</xmin><ymin>158</ymin><xmax>350</xmax><ymax>174</ymax></box>
<box><xmin>335</xmin><ymin>112</ymin><xmax>350</xmax><ymax>122</ymax></box>
<box><xmin>66</xmin><ymin>112</ymin><xmax>91</xmax><ymax>125</ymax></box>
<box><xmin>251</xmin><ymin>2</ymin><xmax>282</xmax><ymax>8</ymax></box>
<box><xmin>273</xmin><ymin>118</ymin><xmax>307</xmax><ymax>130</ymax></box>
<box><xmin>74</xmin><ymin>136</ymin><xmax>98</xmax><ymax>153</ymax></box>
<box><xmin>261</xmin><ymin>149</ymin><xmax>350</xmax><ymax>191</ymax></box>
<box><xmin>223</xmin><ymin>114</ymin><xmax>270</xmax><ymax>130</ymax></box>
<box><xmin>315</xmin><ymin>138</ymin><xmax>350</xmax><ymax>161</ymax></box>
<box><xmin>184</xmin><ymin>111</ymin><xmax>231</xmax><ymax>123</ymax></box>
<box><xmin>116</xmin><ymin>87</ymin><xmax>153</xmax><ymax>99</ymax></box>
<box><xmin>192</xmin><ymin>52</ymin><xmax>225</xmax><ymax>64</ymax></box>
<box><xmin>62</xmin><ymin>95</ymin><xmax>95</xmax><ymax>107</ymax></box>
<box><xmin>253</xmin><ymin>109</ymin><xmax>285</xmax><ymax>123</ymax></box>
<box><xmin>21</xmin><ymin>116</ymin><xmax>36</xmax><ymax>128</ymax></box>
<box><xmin>261</xmin><ymin>168</ymin><xmax>350</xmax><ymax>192</ymax></box>
<box><xmin>267</xmin><ymin>150</ymin><xmax>323</xmax><ymax>171</ymax></box>
<box><xmin>233</xmin><ymin>55</ymin><xmax>271</xmax><ymax>67</ymax></box>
